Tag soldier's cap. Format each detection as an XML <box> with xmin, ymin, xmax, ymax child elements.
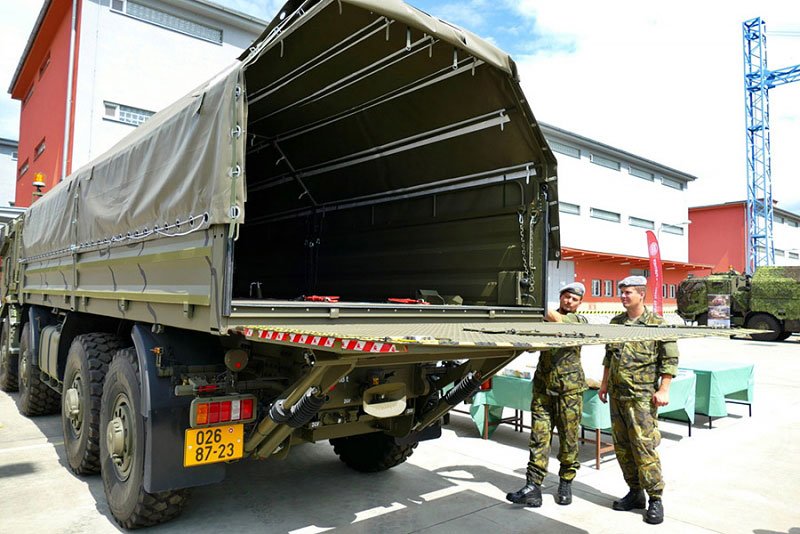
<box><xmin>618</xmin><ymin>275</ymin><xmax>648</xmax><ymax>288</ymax></box>
<box><xmin>560</xmin><ymin>282</ymin><xmax>585</xmax><ymax>297</ymax></box>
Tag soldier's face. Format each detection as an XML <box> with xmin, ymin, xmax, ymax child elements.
<box><xmin>559</xmin><ymin>291</ymin><xmax>582</xmax><ymax>313</ymax></box>
<box><xmin>619</xmin><ymin>286</ymin><xmax>644</xmax><ymax>309</ymax></box>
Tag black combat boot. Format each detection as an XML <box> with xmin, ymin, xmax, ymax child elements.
<box><xmin>645</xmin><ymin>498</ymin><xmax>664</xmax><ymax>524</ymax></box>
<box><xmin>612</xmin><ymin>488</ymin><xmax>646</xmax><ymax>511</ymax></box>
<box><xmin>556</xmin><ymin>479</ymin><xmax>572</xmax><ymax>505</ymax></box>
<box><xmin>506</xmin><ymin>483</ymin><xmax>543</xmax><ymax>507</ymax></box>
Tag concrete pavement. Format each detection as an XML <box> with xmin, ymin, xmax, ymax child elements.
<box><xmin>0</xmin><ymin>336</ymin><xmax>798</xmax><ymax>533</ymax></box>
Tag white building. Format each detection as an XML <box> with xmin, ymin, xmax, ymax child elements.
<box><xmin>0</xmin><ymin>138</ymin><xmax>18</xmax><ymax>207</ymax></box>
<box><xmin>541</xmin><ymin>124</ymin><xmax>706</xmax><ymax>311</ymax></box>
<box><xmin>9</xmin><ymin>0</ymin><xmax>266</xmax><ymax>205</ymax></box>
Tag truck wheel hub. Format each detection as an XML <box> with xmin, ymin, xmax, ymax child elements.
<box><xmin>19</xmin><ymin>352</ymin><xmax>28</xmax><ymax>388</ymax></box>
<box><xmin>106</xmin><ymin>394</ymin><xmax>134</xmax><ymax>479</ymax></box>
<box><xmin>65</xmin><ymin>386</ymin><xmax>82</xmax><ymax>430</ymax></box>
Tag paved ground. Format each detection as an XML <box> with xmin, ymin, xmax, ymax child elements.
<box><xmin>1</xmin><ymin>336</ymin><xmax>798</xmax><ymax>533</ymax></box>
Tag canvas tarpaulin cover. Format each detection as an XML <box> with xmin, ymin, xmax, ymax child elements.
<box><xmin>21</xmin><ymin>66</ymin><xmax>246</xmax><ymax>260</ymax></box>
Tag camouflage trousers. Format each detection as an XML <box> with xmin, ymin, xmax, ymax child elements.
<box><xmin>526</xmin><ymin>391</ymin><xmax>582</xmax><ymax>485</ymax></box>
<box><xmin>609</xmin><ymin>396</ymin><xmax>664</xmax><ymax>498</ymax></box>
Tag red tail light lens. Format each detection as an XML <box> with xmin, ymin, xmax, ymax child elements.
<box><xmin>208</xmin><ymin>402</ymin><xmax>220</xmax><ymax>423</ymax></box>
<box><xmin>219</xmin><ymin>401</ymin><xmax>232</xmax><ymax>422</ymax></box>
<box><xmin>480</xmin><ymin>378</ymin><xmax>493</xmax><ymax>391</ymax></box>
<box><xmin>241</xmin><ymin>398</ymin><xmax>254</xmax><ymax>420</ymax></box>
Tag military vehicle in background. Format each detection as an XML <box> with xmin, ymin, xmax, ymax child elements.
<box><xmin>0</xmin><ymin>0</ymin><xmax>729</xmax><ymax>528</ymax></box>
<box><xmin>677</xmin><ymin>266</ymin><xmax>800</xmax><ymax>341</ymax></box>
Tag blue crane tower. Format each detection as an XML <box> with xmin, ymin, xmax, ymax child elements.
<box><xmin>742</xmin><ymin>17</ymin><xmax>800</xmax><ymax>274</ymax></box>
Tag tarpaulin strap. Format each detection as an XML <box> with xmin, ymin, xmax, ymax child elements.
<box><xmin>304</xmin><ymin>295</ymin><xmax>340</xmax><ymax>302</ymax></box>
<box><xmin>387</xmin><ymin>298</ymin><xmax>430</xmax><ymax>305</ymax></box>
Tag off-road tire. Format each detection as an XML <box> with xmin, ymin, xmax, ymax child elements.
<box><xmin>0</xmin><ymin>319</ymin><xmax>18</xmax><ymax>391</ymax></box>
<box><xmin>17</xmin><ymin>323</ymin><xmax>60</xmax><ymax>416</ymax></box>
<box><xmin>695</xmin><ymin>312</ymin><xmax>708</xmax><ymax>326</ymax></box>
<box><xmin>777</xmin><ymin>331</ymin><xmax>792</xmax><ymax>341</ymax></box>
<box><xmin>62</xmin><ymin>333</ymin><xmax>125</xmax><ymax>475</ymax></box>
<box><xmin>330</xmin><ymin>432</ymin><xmax>418</xmax><ymax>473</ymax></box>
<box><xmin>746</xmin><ymin>313</ymin><xmax>782</xmax><ymax>342</ymax></box>
<box><xmin>100</xmin><ymin>348</ymin><xmax>188</xmax><ymax>528</ymax></box>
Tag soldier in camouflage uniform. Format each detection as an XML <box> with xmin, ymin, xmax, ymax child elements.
<box><xmin>599</xmin><ymin>276</ymin><xmax>678</xmax><ymax>525</ymax></box>
<box><xmin>507</xmin><ymin>282</ymin><xmax>587</xmax><ymax>508</ymax></box>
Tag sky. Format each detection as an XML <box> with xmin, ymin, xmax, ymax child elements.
<box><xmin>2</xmin><ymin>0</ymin><xmax>799</xmax><ymax>212</ymax></box>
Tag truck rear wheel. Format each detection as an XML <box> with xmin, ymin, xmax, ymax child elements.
<box><xmin>62</xmin><ymin>333</ymin><xmax>125</xmax><ymax>475</ymax></box>
<box><xmin>17</xmin><ymin>323</ymin><xmax>60</xmax><ymax>416</ymax></box>
<box><xmin>695</xmin><ymin>313</ymin><xmax>708</xmax><ymax>326</ymax></box>
<box><xmin>100</xmin><ymin>348</ymin><xmax>188</xmax><ymax>528</ymax></box>
<box><xmin>0</xmin><ymin>319</ymin><xmax>18</xmax><ymax>392</ymax></box>
<box><xmin>746</xmin><ymin>313</ymin><xmax>782</xmax><ymax>342</ymax></box>
<box><xmin>330</xmin><ymin>432</ymin><xmax>417</xmax><ymax>473</ymax></box>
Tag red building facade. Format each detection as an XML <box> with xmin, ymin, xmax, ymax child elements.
<box><xmin>9</xmin><ymin>0</ymin><xmax>80</xmax><ymax>207</ymax></box>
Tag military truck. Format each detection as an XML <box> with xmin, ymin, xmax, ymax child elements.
<box><xmin>0</xmin><ymin>0</ymin><xmax>726</xmax><ymax>528</ymax></box>
<box><xmin>677</xmin><ymin>266</ymin><xmax>800</xmax><ymax>341</ymax></box>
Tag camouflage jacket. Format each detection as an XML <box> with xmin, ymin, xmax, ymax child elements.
<box><xmin>533</xmin><ymin>313</ymin><xmax>588</xmax><ymax>396</ymax></box>
<box><xmin>602</xmin><ymin>307</ymin><xmax>679</xmax><ymax>399</ymax></box>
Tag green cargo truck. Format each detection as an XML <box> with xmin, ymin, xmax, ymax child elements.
<box><xmin>0</xmin><ymin>0</ymin><xmax>726</xmax><ymax>528</ymax></box>
<box><xmin>676</xmin><ymin>266</ymin><xmax>800</xmax><ymax>341</ymax></box>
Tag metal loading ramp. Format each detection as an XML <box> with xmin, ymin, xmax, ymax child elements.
<box><xmin>234</xmin><ymin>322</ymin><xmax>745</xmax><ymax>353</ymax></box>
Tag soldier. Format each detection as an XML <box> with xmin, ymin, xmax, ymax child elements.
<box><xmin>598</xmin><ymin>276</ymin><xmax>678</xmax><ymax>525</ymax></box>
<box><xmin>507</xmin><ymin>282</ymin><xmax>587</xmax><ymax>508</ymax></box>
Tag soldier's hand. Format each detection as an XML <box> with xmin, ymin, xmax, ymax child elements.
<box><xmin>598</xmin><ymin>384</ymin><xmax>608</xmax><ymax>403</ymax></box>
<box><xmin>652</xmin><ymin>390</ymin><xmax>669</xmax><ymax>407</ymax></box>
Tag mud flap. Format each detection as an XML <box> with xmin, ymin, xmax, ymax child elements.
<box><xmin>131</xmin><ymin>324</ymin><xmax>226</xmax><ymax>493</ymax></box>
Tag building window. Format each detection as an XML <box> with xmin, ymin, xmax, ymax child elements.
<box><xmin>590</xmin><ymin>207</ymin><xmax>620</xmax><ymax>223</ymax></box>
<box><xmin>669</xmin><ymin>284</ymin><xmax>676</xmax><ymax>299</ymax></box>
<box><xmin>775</xmin><ymin>249</ymin><xmax>785</xmax><ymax>257</ymax></box>
<box><xmin>629</xmin><ymin>216</ymin><xmax>654</xmax><ymax>230</ymax></box>
<box><xmin>788</xmin><ymin>220</ymin><xmax>799</xmax><ymax>228</ymax></box>
<box><xmin>18</xmin><ymin>159</ymin><xmax>29</xmax><ymax>179</ymax></box>
<box><xmin>661</xmin><ymin>224</ymin><xmax>685</xmax><ymax>236</ymax></box>
<box><xmin>104</xmin><ymin>101</ymin><xmax>155</xmax><ymax>126</ymax></box>
<box><xmin>34</xmin><ymin>138</ymin><xmax>46</xmax><ymax>159</ymax></box>
<box><xmin>662</xmin><ymin>284</ymin><xmax>667</xmax><ymax>298</ymax></box>
<box><xmin>549</xmin><ymin>141</ymin><xmax>580</xmax><ymax>159</ymax></box>
<box><xmin>789</xmin><ymin>252</ymin><xmax>799</xmax><ymax>260</ymax></box>
<box><xmin>590</xmin><ymin>154</ymin><xmax>621</xmax><ymax>171</ymax></box>
<box><xmin>559</xmin><ymin>202</ymin><xmax>580</xmax><ymax>215</ymax></box>
<box><xmin>112</xmin><ymin>0</ymin><xmax>223</xmax><ymax>44</ymax></box>
<box><xmin>604</xmin><ymin>280</ymin><xmax>613</xmax><ymax>297</ymax></box>
<box><xmin>11</xmin><ymin>151</ymin><xmax>17</xmax><ymax>161</ymax></box>
<box><xmin>661</xmin><ymin>176</ymin><xmax>684</xmax><ymax>190</ymax></box>
<box><xmin>775</xmin><ymin>215</ymin><xmax>785</xmax><ymax>224</ymax></box>
<box><xmin>39</xmin><ymin>51</ymin><xmax>51</xmax><ymax>79</ymax></box>
<box><xmin>629</xmin><ymin>166</ymin><xmax>654</xmax><ymax>181</ymax></box>
<box><xmin>592</xmin><ymin>279</ymin><xmax>601</xmax><ymax>297</ymax></box>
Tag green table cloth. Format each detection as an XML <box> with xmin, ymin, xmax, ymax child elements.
<box><xmin>679</xmin><ymin>361</ymin><xmax>754</xmax><ymax>418</ymax></box>
<box><xmin>468</xmin><ymin>371</ymin><xmax>697</xmax><ymax>438</ymax></box>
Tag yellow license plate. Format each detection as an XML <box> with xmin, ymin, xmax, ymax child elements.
<box><xmin>184</xmin><ymin>424</ymin><xmax>244</xmax><ymax>467</ymax></box>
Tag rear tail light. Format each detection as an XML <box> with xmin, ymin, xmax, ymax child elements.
<box><xmin>190</xmin><ymin>394</ymin><xmax>257</xmax><ymax>428</ymax></box>
<box><xmin>480</xmin><ymin>378</ymin><xmax>493</xmax><ymax>391</ymax></box>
